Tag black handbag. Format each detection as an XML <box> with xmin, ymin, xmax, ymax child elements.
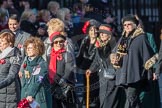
<box><xmin>51</xmin><ymin>78</ymin><xmax>72</xmax><ymax>99</ymax></box>
<box><xmin>100</xmin><ymin>59</ymin><xmax>116</xmax><ymax>80</ymax></box>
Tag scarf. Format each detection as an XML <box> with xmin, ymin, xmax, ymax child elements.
<box><xmin>48</xmin><ymin>48</ymin><xmax>66</xmax><ymax>84</ymax></box>
<box><xmin>0</xmin><ymin>47</ymin><xmax>14</xmax><ymax>59</ymax></box>
<box><xmin>95</xmin><ymin>37</ymin><xmax>109</xmax><ymax>48</ymax></box>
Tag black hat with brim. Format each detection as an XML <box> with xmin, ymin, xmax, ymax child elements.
<box><xmin>98</xmin><ymin>24</ymin><xmax>113</xmax><ymax>35</ymax></box>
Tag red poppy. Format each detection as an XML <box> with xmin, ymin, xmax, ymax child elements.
<box><xmin>17</xmin><ymin>98</ymin><xmax>31</xmax><ymax>108</ymax></box>
<box><xmin>95</xmin><ymin>40</ymin><xmax>100</xmax><ymax>48</ymax></box>
<box><xmin>18</xmin><ymin>44</ymin><xmax>23</xmax><ymax>49</ymax></box>
<box><xmin>23</xmin><ymin>63</ymin><xmax>27</xmax><ymax>68</ymax></box>
<box><xmin>0</xmin><ymin>59</ymin><xmax>6</xmax><ymax>64</ymax></box>
<box><xmin>82</xmin><ymin>21</ymin><xmax>90</xmax><ymax>34</ymax></box>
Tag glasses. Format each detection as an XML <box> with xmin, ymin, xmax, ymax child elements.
<box><xmin>53</xmin><ymin>40</ymin><xmax>65</xmax><ymax>44</ymax></box>
<box><xmin>123</xmin><ymin>23</ymin><xmax>133</xmax><ymax>27</ymax></box>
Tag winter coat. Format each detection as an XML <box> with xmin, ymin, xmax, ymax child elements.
<box><xmin>47</xmin><ymin>51</ymin><xmax>75</xmax><ymax>84</ymax></box>
<box><xmin>20</xmin><ymin>56</ymin><xmax>52</xmax><ymax>108</ymax></box>
<box><xmin>14</xmin><ymin>29</ymin><xmax>30</xmax><ymax>62</ymax></box>
<box><xmin>43</xmin><ymin>37</ymin><xmax>75</xmax><ymax>61</ymax></box>
<box><xmin>115</xmin><ymin>28</ymin><xmax>154</xmax><ymax>86</ymax></box>
<box><xmin>76</xmin><ymin>36</ymin><xmax>97</xmax><ymax>70</ymax></box>
<box><xmin>48</xmin><ymin>51</ymin><xmax>76</xmax><ymax>108</ymax></box>
<box><xmin>89</xmin><ymin>36</ymin><xmax>117</xmax><ymax>108</ymax></box>
<box><xmin>0</xmin><ymin>47</ymin><xmax>21</xmax><ymax>108</ymax></box>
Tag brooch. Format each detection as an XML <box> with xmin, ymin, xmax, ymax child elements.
<box><xmin>24</xmin><ymin>70</ymin><xmax>30</xmax><ymax>78</ymax></box>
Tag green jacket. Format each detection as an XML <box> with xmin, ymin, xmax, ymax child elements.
<box><xmin>20</xmin><ymin>56</ymin><xmax>52</xmax><ymax>108</ymax></box>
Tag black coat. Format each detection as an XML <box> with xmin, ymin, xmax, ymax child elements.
<box><xmin>89</xmin><ymin>37</ymin><xmax>118</xmax><ymax>108</ymax></box>
<box><xmin>76</xmin><ymin>36</ymin><xmax>97</xmax><ymax>70</ymax></box>
<box><xmin>155</xmin><ymin>40</ymin><xmax>162</xmax><ymax>76</ymax></box>
<box><xmin>0</xmin><ymin>47</ymin><xmax>21</xmax><ymax>108</ymax></box>
<box><xmin>115</xmin><ymin>29</ymin><xmax>154</xmax><ymax>86</ymax></box>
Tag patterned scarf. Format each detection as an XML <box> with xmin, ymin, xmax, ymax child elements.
<box><xmin>48</xmin><ymin>48</ymin><xmax>66</xmax><ymax>84</ymax></box>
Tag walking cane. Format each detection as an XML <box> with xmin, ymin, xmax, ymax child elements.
<box><xmin>86</xmin><ymin>70</ymin><xmax>90</xmax><ymax>108</ymax></box>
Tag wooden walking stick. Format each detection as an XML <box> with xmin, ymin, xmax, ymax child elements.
<box><xmin>86</xmin><ymin>70</ymin><xmax>90</xmax><ymax>108</ymax></box>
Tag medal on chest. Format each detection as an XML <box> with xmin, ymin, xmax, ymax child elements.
<box><xmin>24</xmin><ymin>70</ymin><xmax>30</xmax><ymax>78</ymax></box>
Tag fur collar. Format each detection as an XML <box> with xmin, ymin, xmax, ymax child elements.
<box><xmin>122</xmin><ymin>27</ymin><xmax>145</xmax><ymax>38</ymax></box>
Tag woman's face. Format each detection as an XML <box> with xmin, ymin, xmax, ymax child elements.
<box><xmin>29</xmin><ymin>12</ymin><xmax>36</xmax><ymax>23</ymax></box>
<box><xmin>43</xmin><ymin>11</ymin><xmax>51</xmax><ymax>22</ymax></box>
<box><xmin>0</xmin><ymin>38</ymin><xmax>10</xmax><ymax>51</ymax></box>
<box><xmin>52</xmin><ymin>37</ymin><xmax>65</xmax><ymax>51</ymax></box>
<box><xmin>8</xmin><ymin>18</ymin><xmax>19</xmax><ymax>32</ymax></box>
<box><xmin>99</xmin><ymin>33</ymin><xmax>111</xmax><ymax>42</ymax></box>
<box><xmin>88</xmin><ymin>26</ymin><xmax>97</xmax><ymax>38</ymax></box>
<box><xmin>26</xmin><ymin>43</ymin><xmax>36</xmax><ymax>57</ymax></box>
<box><xmin>123</xmin><ymin>21</ymin><xmax>136</xmax><ymax>34</ymax></box>
<box><xmin>65</xmin><ymin>11</ymin><xmax>71</xmax><ymax>21</ymax></box>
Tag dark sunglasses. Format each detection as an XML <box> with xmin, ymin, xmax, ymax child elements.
<box><xmin>53</xmin><ymin>40</ymin><xmax>65</xmax><ymax>44</ymax></box>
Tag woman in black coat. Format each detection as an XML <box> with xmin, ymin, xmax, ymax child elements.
<box><xmin>87</xmin><ymin>24</ymin><xmax>120</xmax><ymax>108</ymax></box>
<box><xmin>48</xmin><ymin>33</ymin><xmax>76</xmax><ymax>108</ymax></box>
<box><xmin>0</xmin><ymin>30</ymin><xmax>21</xmax><ymax>108</ymax></box>
<box><xmin>110</xmin><ymin>14</ymin><xmax>154</xmax><ymax>108</ymax></box>
<box><xmin>76</xmin><ymin>19</ymin><xmax>100</xmax><ymax>107</ymax></box>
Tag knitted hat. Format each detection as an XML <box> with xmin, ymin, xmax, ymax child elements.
<box><xmin>98</xmin><ymin>24</ymin><xmax>113</xmax><ymax>35</ymax></box>
<box><xmin>122</xmin><ymin>14</ymin><xmax>139</xmax><ymax>25</ymax></box>
<box><xmin>49</xmin><ymin>32</ymin><xmax>66</xmax><ymax>42</ymax></box>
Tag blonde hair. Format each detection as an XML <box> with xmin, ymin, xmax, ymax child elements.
<box><xmin>47</xmin><ymin>18</ymin><xmax>65</xmax><ymax>33</ymax></box>
<box><xmin>37</xmin><ymin>9</ymin><xmax>50</xmax><ymax>22</ymax></box>
<box><xmin>20</xmin><ymin>9</ymin><xmax>34</xmax><ymax>22</ymax></box>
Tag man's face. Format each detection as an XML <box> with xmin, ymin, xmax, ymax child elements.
<box><xmin>8</xmin><ymin>18</ymin><xmax>19</xmax><ymax>32</ymax></box>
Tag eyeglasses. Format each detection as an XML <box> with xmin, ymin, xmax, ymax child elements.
<box><xmin>53</xmin><ymin>40</ymin><xmax>65</xmax><ymax>44</ymax></box>
<box><xmin>123</xmin><ymin>23</ymin><xmax>133</xmax><ymax>27</ymax></box>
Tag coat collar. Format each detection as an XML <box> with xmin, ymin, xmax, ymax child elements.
<box><xmin>122</xmin><ymin>27</ymin><xmax>145</xmax><ymax>39</ymax></box>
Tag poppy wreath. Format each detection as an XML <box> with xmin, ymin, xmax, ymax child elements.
<box><xmin>17</xmin><ymin>98</ymin><xmax>31</xmax><ymax>108</ymax></box>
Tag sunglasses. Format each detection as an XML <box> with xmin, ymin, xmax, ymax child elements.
<box><xmin>53</xmin><ymin>40</ymin><xmax>65</xmax><ymax>44</ymax></box>
<box><xmin>123</xmin><ymin>23</ymin><xmax>133</xmax><ymax>27</ymax></box>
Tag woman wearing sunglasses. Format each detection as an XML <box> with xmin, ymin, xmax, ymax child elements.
<box><xmin>48</xmin><ymin>32</ymin><xmax>76</xmax><ymax>108</ymax></box>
